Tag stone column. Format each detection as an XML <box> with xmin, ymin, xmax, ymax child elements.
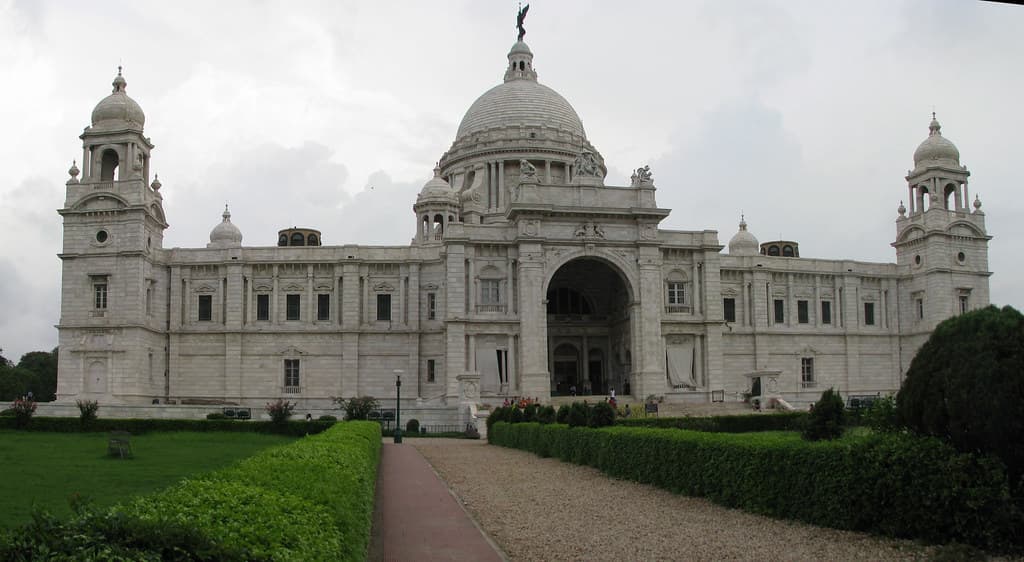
<box><xmin>635</xmin><ymin>246</ymin><xmax>664</xmax><ymax>399</ymax></box>
<box><xmin>498</xmin><ymin>161</ymin><xmax>504</xmax><ymax>207</ymax></box>
<box><xmin>517</xmin><ymin>242</ymin><xmax>549</xmax><ymax>398</ymax></box>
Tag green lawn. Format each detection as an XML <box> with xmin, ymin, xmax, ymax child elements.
<box><xmin>0</xmin><ymin>430</ymin><xmax>293</xmax><ymax>529</ymax></box>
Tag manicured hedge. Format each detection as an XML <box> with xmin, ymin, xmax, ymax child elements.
<box><xmin>0</xmin><ymin>415</ymin><xmax>335</xmax><ymax>436</ymax></box>
<box><xmin>0</xmin><ymin>421</ymin><xmax>382</xmax><ymax>561</ymax></box>
<box><xmin>616</xmin><ymin>412</ymin><xmax>808</xmax><ymax>433</ymax></box>
<box><xmin>491</xmin><ymin>422</ymin><xmax>1020</xmax><ymax>551</ymax></box>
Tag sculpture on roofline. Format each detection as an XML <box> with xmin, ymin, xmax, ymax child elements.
<box><xmin>631</xmin><ymin>165</ymin><xmax>653</xmax><ymax>187</ymax></box>
<box><xmin>573</xmin><ymin>151</ymin><xmax>601</xmax><ymax>178</ymax></box>
<box><xmin>516</xmin><ymin>4</ymin><xmax>530</xmax><ymax>41</ymax></box>
<box><xmin>519</xmin><ymin>159</ymin><xmax>537</xmax><ymax>182</ymax></box>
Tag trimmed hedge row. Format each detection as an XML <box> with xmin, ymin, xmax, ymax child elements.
<box><xmin>0</xmin><ymin>421</ymin><xmax>382</xmax><ymax>561</ymax></box>
<box><xmin>616</xmin><ymin>412</ymin><xmax>808</xmax><ymax>433</ymax></box>
<box><xmin>0</xmin><ymin>415</ymin><xmax>335</xmax><ymax>436</ymax></box>
<box><xmin>490</xmin><ymin>422</ymin><xmax>1020</xmax><ymax>551</ymax></box>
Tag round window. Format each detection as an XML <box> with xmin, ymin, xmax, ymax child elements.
<box><xmin>957</xmin><ymin>251</ymin><xmax>966</xmax><ymax>264</ymax></box>
<box><xmin>914</xmin><ymin>255</ymin><xmax>922</xmax><ymax>266</ymax></box>
<box><xmin>96</xmin><ymin>230</ymin><xmax>108</xmax><ymax>243</ymax></box>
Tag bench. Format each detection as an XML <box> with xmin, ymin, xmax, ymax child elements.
<box><xmin>108</xmin><ymin>431</ymin><xmax>132</xmax><ymax>459</ymax></box>
<box><xmin>644</xmin><ymin>402</ymin><xmax>659</xmax><ymax>417</ymax></box>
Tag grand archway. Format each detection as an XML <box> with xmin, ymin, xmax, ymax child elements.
<box><xmin>546</xmin><ymin>257</ymin><xmax>632</xmax><ymax>396</ymax></box>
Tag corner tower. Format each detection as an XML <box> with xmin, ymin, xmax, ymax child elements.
<box><xmin>893</xmin><ymin>115</ymin><xmax>991</xmax><ymax>339</ymax></box>
<box><xmin>56</xmin><ymin>69</ymin><xmax>169</xmax><ymax>403</ymax></box>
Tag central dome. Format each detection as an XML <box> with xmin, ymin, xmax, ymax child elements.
<box><xmin>456</xmin><ymin>80</ymin><xmax>585</xmax><ymax>140</ymax></box>
<box><xmin>454</xmin><ymin>40</ymin><xmax>585</xmax><ymax>143</ymax></box>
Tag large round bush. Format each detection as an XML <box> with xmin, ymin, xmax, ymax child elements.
<box><xmin>897</xmin><ymin>305</ymin><xmax>1024</xmax><ymax>485</ymax></box>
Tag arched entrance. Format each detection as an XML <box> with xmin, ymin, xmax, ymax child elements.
<box><xmin>546</xmin><ymin>257</ymin><xmax>632</xmax><ymax>396</ymax></box>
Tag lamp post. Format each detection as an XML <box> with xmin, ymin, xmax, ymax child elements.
<box><xmin>394</xmin><ymin>370</ymin><xmax>403</xmax><ymax>444</ymax></box>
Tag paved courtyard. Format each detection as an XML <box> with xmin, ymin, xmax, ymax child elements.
<box><xmin>412</xmin><ymin>438</ymin><xmax>945</xmax><ymax>562</ymax></box>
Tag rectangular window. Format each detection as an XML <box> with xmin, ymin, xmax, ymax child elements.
<box><xmin>773</xmin><ymin>299</ymin><xmax>785</xmax><ymax>324</ymax></box>
<box><xmin>317</xmin><ymin>294</ymin><xmax>330</xmax><ymax>321</ymax></box>
<box><xmin>284</xmin><ymin>359</ymin><xmax>300</xmax><ymax>388</ymax></box>
<box><xmin>480</xmin><ymin>280</ymin><xmax>501</xmax><ymax>305</ymax></box>
<box><xmin>427</xmin><ymin>292</ymin><xmax>437</xmax><ymax>320</ymax></box>
<box><xmin>94</xmin><ymin>283</ymin><xmax>108</xmax><ymax>310</ymax></box>
<box><xmin>801</xmin><ymin>357</ymin><xmax>815</xmax><ymax>387</ymax></box>
<box><xmin>959</xmin><ymin>295</ymin><xmax>969</xmax><ymax>314</ymax></box>
<box><xmin>286</xmin><ymin>294</ymin><xmax>300</xmax><ymax>321</ymax></box>
<box><xmin>427</xmin><ymin>359</ymin><xmax>436</xmax><ymax>383</ymax></box>
<box><xmin>723</xmin><ymin>298</ymin><xmax>736</xmax><ymax>323</ymax></box>
<box><xmin>256</xmin><ymin>294</ymin><xmax>269</xmax><ymax>321</ymax></box>
<box><xmin>496</xmin><ymin>349</ymin><xmax>510</xmax><ymax>384</ymax></box>
<box><xmin>916</xmin><ymin>298</ymin><xmax>924</xmax><ymax>320</ymax></box>
<box><xmin>146</xmin><ymin>287</ymin><xmax>152</xmax><ymax>316</ymax></box>
<box><xmin>821</xmin><ymin>301</ymin><xmax>832</xmax><ymax>325</ymax></box>
<box><xmin>797</xmin><ymin>300</ymin><xmax>809</xmax><ymax>324</ymax></box>
<box><xmin>376</xmin><ymin>293</ymin><xmax>392</xmax><ymax>321</ymax></box>
<box><xmin>198</xmin><ymin>295</ymin><xmax>213</xmax><ymax>321</ymax></box>
<box><xmin>667</xmin><ymin>282</ymin><xmax>685</xmax><ymax>305</ymax></box>
<box><xmin>864</xmin><ymin>302</ymin><xmax>875</xmax><ymax>326</ymax></box>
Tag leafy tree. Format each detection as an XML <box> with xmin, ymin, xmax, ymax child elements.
<box><xmin>18</xmin><ymin>348</ymin><xmax>58</xmax><ymax>401</ymax></box>
<box><xmin>802</xmin><ymin>388</ymin><xmax>846</xmax><ymax>441</ymax></box>
<box><xmin>897</xmin><ymin>305</ymin><xmax>1024</xmax><ymax>486</ymax></box>
<box><xmin>332</xmin><ymin>396</ymin><xmax>380</xmax><ymax>420</ymax></box>
<box><xmin>588</xmin><ymin>401</ymin><xmax>616</xmax><ymax>428</ymax></box>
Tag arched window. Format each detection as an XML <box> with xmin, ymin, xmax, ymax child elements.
<box><xmin>920</xmin><ymin>186</ymin><xmax>930</xmax><ymax>212</ymax></box>
<box><xmin>307</xmin><ymin>234</ymin><xmax>318</xmax><ymax>246</ymax></box>
<box><xmin>519</xmin><ymin>61</ymin><xmax>525</xmax><ymax>71</ymax></box>
<box><xmin>767</xmin><ymin>245</ymin><xmax>780</xmax><ymax>256</ymax></box>
<box><xmin>278</xmin><ymin>234</ymin><xmax>288</xmax><ymax>246</ymax></box>
<box><xmin>782</xmin><ymin>245</ymin><xmax>794</xmax><ymax>257</ymax></box>
<box><xmin>290</xmin><ymin>232</ymin><xmax>305</xmax><ymax>246</ymax></box>
<box><xmin>100</xmin><ymin>149</ymin><xmax>119</xmax><ymax>181</ymax></box>
<box><xmin>433</xmin><ymin>214</ymin><xmax>444</xmax><ymax>240</ymax></box>
<box><xmin>944</xmin><ymin>183</ymin><xmax>957</xmax><ymax>210</ymax></box>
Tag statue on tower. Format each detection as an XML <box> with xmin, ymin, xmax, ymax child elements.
<box><xmin>516</xmin><ymin>4</ymin><xmax>530</xmax><ymax>41</ymax></box>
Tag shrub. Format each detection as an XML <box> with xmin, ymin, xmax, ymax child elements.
<box><xmin>486</xmin><ymin>406</ymin><xmax>506</xmax><ymax>433</ymax></box>
<box><xmin>206</xmin><ymin>412</ymin><xmax>228</xmax><ymax>420</ymax></box>
<box><xmin>523</xmin><ymin>403</ymin><xmax>538</xmax><ymax>422</ymax></box>
<box><xmin>264</xmin><ymin>399</ymin><xmax>295</xmax><ymax>424</ymax></box>
<box><xmin>567</xmin><ymin>402</ymin><xmax>589</xmax><ymax>428</ymax></box>
<box><xmin>617</xmin><ymin>412</ymin><xmax>808</xmax><ymax>433</ymax></box>
<box><xmin>10</xmin><ymin>398</ymin><xmax>36</xmax><ymax>428</ymax></box>
<box><xmin>406</xmin><ymin>418</ymin><xmax>420</xmax><ymax>433</ymax></box>
<box><xmin>803</xmin><ymin>388</ymin><xmax>845</xmax><ymax>441</ymax></box>
<box><xmin>318</xmin><ymin>415</ymin><xmax>337</xmax><ymax>422</ymax></box>
<box><xmin>0</xmin><ymin>416</ymin><xmax>334</xmax><ymax>436</ymax></box>
<box><xmin>536</xmin><ymin>405</ymin><xmax>556</xmax><ymax>424</ymax></box>
<box><xmin>556</xmin><ymin>404</ymin><xmax>570</xmax><ymax>424</ymax></box>
<box><xmin>589</xmin><ymin>401</ymin><xmax>616</xmax><ymax>428</ymax></box>
<box><xmin>897</xmin><ymin>305</ymin><xmax>1024</xmax><ymax>487</ymax></box>
<box><xmin>863</xmin><ymin>396</ymin><xmax>898</xmax><ymax>433</ymax></box>
<box><xmin>489</xmin><ymin>422</ymin><xmax>1021</xmax><ymax>551</ymax></box>
<box><xmin>510</xmin><ymin>406</ymin><xmax>524</xmax><ymax>423</ymax></box>
<box><xmin>76</xmin><ymin>399</ymin><xmax>99</xmax><ymax>426</ymax></box>
<box><xmin>333</xmin><ymin>396</ymin><xmax>380</xmax><ymax>421</ymax></box>
<box><xmin>0</xmin><ymin>408</ymin><xmax>13</xmax><ymax>417</ymax></box>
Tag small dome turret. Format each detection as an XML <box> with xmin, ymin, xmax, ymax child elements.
<box><xmin>728</xmin><ymin>215</ymin><xmax>760</xmax><ymax>256</ymax></box>
<box><xmin>913</xmin><ymin>113</ymin><xmax>959</xmax><ymax>168</ymax></box>
<box><xmin>90</xmin><ymin>67</ymin><xmax>146</xmax><ymax>131</ymax></box>
<box><xmin>208</xmin><ymin>205</ymin><xmax>243</xmax><ymax>248</ymax></box>
<box><xmin>417</xmin><ymin>166</ymin><xmax>458</xmax><ymax>203</ymax></box>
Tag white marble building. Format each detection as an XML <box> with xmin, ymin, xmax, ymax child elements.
<box><xmin>55</xmin><ymin>36</ymin><xmax>991</xmax><ymax>421</ymax></box>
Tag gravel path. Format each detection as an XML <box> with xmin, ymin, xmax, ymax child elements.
<box><xmin>413</xmin><ymin>439</ymin><xmax>942</xmax><ymax>562</ymax></box>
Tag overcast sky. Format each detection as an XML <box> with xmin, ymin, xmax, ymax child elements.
<box><xmin>0</xmin><ymin>0</ymin><xmax>1021</xmax><ymax>361</ymax></box>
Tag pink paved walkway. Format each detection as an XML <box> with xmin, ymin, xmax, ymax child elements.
<box><xmin>369</xmin><ymin>442</ymin><xmax>505</xmax><ymax>562</ymax></box>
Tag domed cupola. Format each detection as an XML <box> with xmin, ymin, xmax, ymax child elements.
<box><xmin>90</xmin><ymin>67</ymin><xmax>146</xmax><ymax>132</ymax></box>
<box><xmin>416</xmin><ymin>166</ymin><xmax>458</xmax><ymax>204</ymax></box>
<box><xmin>913</xmin><ymin>113</ymin><xmax>960</xmax><ymax>169</ymax></box>
<box><xmin>413</xmin><ymin>167</ymin><xmax>460</xmax><ymax>244</ymax></box>
<box><xmin>728</xmin><ymin>215</ymin><xmax>759</xmax><ymax>256</ymax></box>
<box><xmin>208</xmin><ymin>205</ymin><xmax>243</xmax><ymax>248</ymax></box>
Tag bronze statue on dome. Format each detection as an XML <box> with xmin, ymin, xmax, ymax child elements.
<box><xmin>516</xmin><ymin>4</ymin><xmax>530</xmax><ymax>41</ymax></box>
